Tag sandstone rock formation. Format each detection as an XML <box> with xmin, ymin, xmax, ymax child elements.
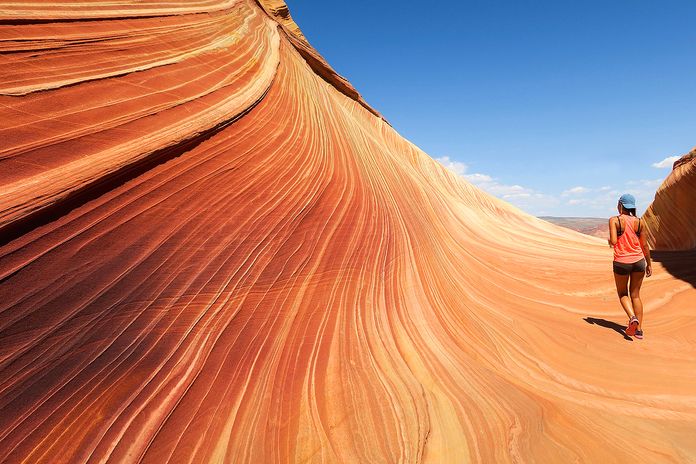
<box><xmin>1</xmin><ymin>1</ymin><xmax>695</xmax><ymax>463</ymax></box>
<box><xmin>643</xmin><ymin>147</ymin><xmax>696</xmax><ymax>250</ymax></box>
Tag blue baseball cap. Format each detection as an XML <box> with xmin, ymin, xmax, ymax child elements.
<box><xmin>618</xmin><ymin>193</ymin><xmax>636</xmax><ymax>209</ymax></box>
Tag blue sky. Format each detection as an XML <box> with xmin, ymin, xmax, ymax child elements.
<box><xmin>286</xmin><ymin>1</ymin><xmax>696</xmax><ymax>217</ymax></box>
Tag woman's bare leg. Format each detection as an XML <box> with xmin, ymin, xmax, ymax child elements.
<box><xmin>630</xmin><ymin>271</ymin><xmax>645</xmax><ymax>330</ymax></box>
<box><xmin>613</xmin><ymin>273</ymin><xmax>635</xmax><ymax>319</ymax></box>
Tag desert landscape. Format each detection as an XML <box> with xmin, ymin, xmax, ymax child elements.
<box><xmin>1</xmin><ymin>1</ymin><xmax>695</xmax><ymax>463</ymax></box>
<box><xmin>538</xmin><ymin>217</ymin><xmax>609</xmax><ymax>238</ymax></box>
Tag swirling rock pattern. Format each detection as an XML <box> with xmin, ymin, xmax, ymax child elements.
<box><xmin>643</xmin><ymin>147</ymin><xmax>696</xmax><ymax>250</ymax></box>
<box><xmin>1</xmin><ymin>1</ymin><xmax>695</xmax><ymax>463</ymax></box>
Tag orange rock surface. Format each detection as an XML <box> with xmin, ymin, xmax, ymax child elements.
<box><xmin>1</xmin><ymin>2</ymin><xmax>695</xmax><ymax>463</ymax></box>
<box><xmin>643</xmin><ymin>147</ymin><xmax>696</xmax><ymax>250</ymax></box>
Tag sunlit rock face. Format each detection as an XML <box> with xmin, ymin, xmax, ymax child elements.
<box><xmin>1</xmin><ymin>2</ymin><xmax>695</xmax><ymax>463</ymax></box>
<box><xmin>643</xmin><ymin>147</ymin><xmax>696</xmax><ymax>251</ymax></box>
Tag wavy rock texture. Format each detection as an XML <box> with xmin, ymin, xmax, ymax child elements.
<box><xmin>1</xmin><ymin>1</ymin><xmax>695</xmax><ymax>463</ymax></box>
<box><xmin>643</xmin><ymin>147</ymin><xmax>696</xmax><ymax>250</ymax></box>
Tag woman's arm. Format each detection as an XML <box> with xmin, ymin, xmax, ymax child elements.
<box><xmin>608</xmin><ymin>216</ymin><xmax>618</xmax><ymax>247</ymax></box>
<box><xmin>639</xmin><ymin>226</ymin><xmax>653</xmax><ymax>277</ymax></box>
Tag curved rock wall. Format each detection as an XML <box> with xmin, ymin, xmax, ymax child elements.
<box><xmin>1</xmin><ymin>1</ymin><xmax>695</xmax><ymax>463</ymax></box>
<box><xmin>643</xmin><ymin>147</ymin><xmax>696</xmax><ymax>250</ymax></box>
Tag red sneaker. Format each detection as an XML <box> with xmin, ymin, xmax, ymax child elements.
<box><xmin>625</xmin><ymin>317</ymin><xmax>639</xmax><ymax>336</ymax></box>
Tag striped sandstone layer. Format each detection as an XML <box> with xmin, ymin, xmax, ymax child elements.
<box><xmin>1</xmin><ymin>1</ymin><xmax>695</xmax><ymax>463</ymax></box>
<box><xmin>643</xmin><ymin>147</ymin><xmax>696</xmax><ymax>250</ymax></box>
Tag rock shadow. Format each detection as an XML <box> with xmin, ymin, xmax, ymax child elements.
<box><xmin>651</xmin><ymin>249</ymin><xmax>696</xmax><ymax>289</ymax></box>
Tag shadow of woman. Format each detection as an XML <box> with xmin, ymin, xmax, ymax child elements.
<box><xmin>584</xmin><ymin>317</ymin><xmax>632</xmax><ymax>341</ymax></box>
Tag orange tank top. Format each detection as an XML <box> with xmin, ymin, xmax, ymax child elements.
<box><xmin>613</xmin><ymin>214</ymin><xmax>644</xmax><ymax>264</ymax></box>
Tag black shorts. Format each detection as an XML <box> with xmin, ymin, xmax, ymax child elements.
<box><xmin>613</xmin><ymin>258</ymin><xmax>646</xmax><ymax>275</ymax></box>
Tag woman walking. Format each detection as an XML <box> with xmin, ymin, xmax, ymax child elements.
<box><xmin>608</xmin><ymin>194</ymin><xmax>652</xmax><ymax>339</ymax></box>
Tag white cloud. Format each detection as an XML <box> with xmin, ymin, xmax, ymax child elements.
<box><xmin>504</xmin><ymin>192</ymin><xmax>532</xmax><ymax>199</ymax></box>
<box><xmin>652</xmin><ymin>156</ymin><xmax>679</xmax><ymax>169</ymax></box>
<box><xmin>485</xmin><ymin>184</ymin><xmax>528</xmax><ymax>196</ymax></box>
<box><xmin>435</xmin><ymin>156</ymin><xmax>558</xmax><ymax>214</ymax></box>
<box><xmin>562</xmin><ymin>186</ymin><xmax>588</xmax><ymax>195</ymax></box>
<box><xmin>463</xmin><ymin>173</ymin><xmax>493</xmax><ymax>183</ymax></box>
<box><xmin>436</xmin><ymin>156</ymin><xmax>468</xmax><ymax>176</ymax></box>
<box><xmin>434</xmin><ymin>155</ymin><xmax>664</xmax><ymax>217</ymax></box>
<box><xmin>626</xmin><ymin>178</ymin><xmax>662</xmax><ymax>188</ymax></box>
<box><xmin>558</xmin><ymin>179</ymin><xmax>661</xmax><ymax>216</ymax></box>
